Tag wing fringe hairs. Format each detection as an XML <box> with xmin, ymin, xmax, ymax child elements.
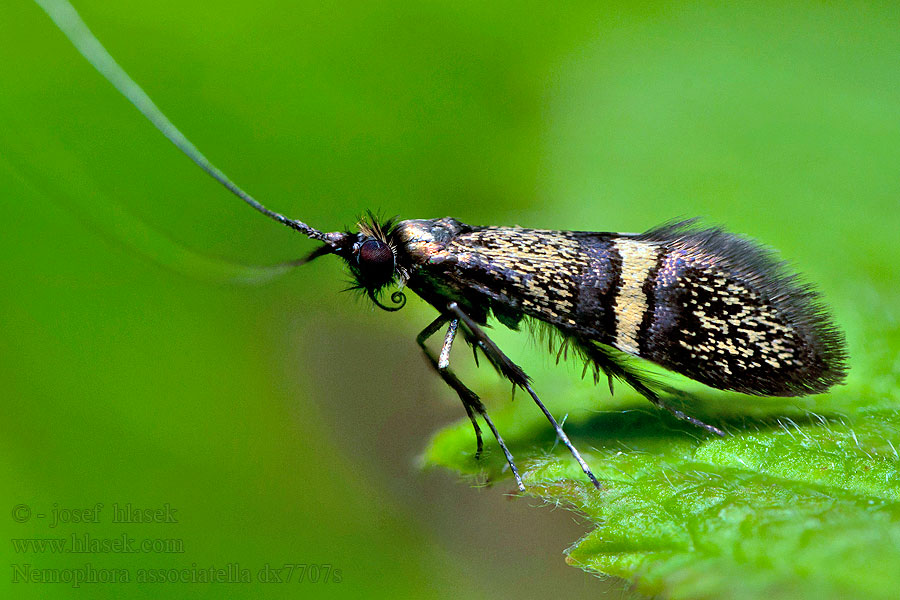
<box><xmin>638</xmin><ymin>220</ymin><xmax>847</xmax><ymax>395</ymax></box>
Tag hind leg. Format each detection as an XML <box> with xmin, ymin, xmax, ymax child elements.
<box><xmin>575</xmin><ymin>340</ymin><xmax>727</xmax><ymax>437</ymax></box>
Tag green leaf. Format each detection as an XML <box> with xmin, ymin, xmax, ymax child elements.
<box><xmin>425</xmin><ymin>315</ymin><xmax>900</xmax><ymax>599</ymax></box>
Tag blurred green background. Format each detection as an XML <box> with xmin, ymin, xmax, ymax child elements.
<box><xmin>1</xmin><ymin>1</ymin><xmax>897</xmax><ymax>598</ymax></box>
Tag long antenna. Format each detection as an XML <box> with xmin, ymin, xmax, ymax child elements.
<box><xmin>35</xmin><ymin>0</ymin><xmax>330</xmax><ymax>243</ymax></box>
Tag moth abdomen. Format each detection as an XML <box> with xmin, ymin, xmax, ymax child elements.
<box><xmin>624</xmin><ymin>221</ymin><xmax>847</xmax><ymax>396</ymax></box>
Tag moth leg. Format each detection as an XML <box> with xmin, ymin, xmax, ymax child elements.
<box><xmin>417</xmin><ymin>317</ymin><xmax>481</xmax><ymax>454</ymax></box>
<box><xmin>654</xmin><ymin>391</ymin><xmax>727</xmax><ymax>437</ymax></box>
<box><xmin>422</xmin><ymin>317</ymin><xmax>482</xmax><ymax>456</ymax></box>
<box><xmin>417</xmin><ymin>317</ymin><xmax>526</xmax><ymax>491</ymax></box>
<box><xmin>575</xmin><ymin>340</ymin><xmax>727</xmax><ymax>437</ymax></box>
<box><xmin>473</xmin><ymin>404</ymin><xmax>525</xmax><ymax>492</ymax></box>
<box><xmin>438</xmin><ymin>318</ymin><xmax>458</xmax><ymax>370</ymax></box>
<box><xmin>447</xmin><ymin>303</ymin><xmax>602</xmax><ymax>490</ymax></box>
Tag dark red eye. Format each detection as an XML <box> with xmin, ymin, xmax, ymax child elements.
<box><xmin>357</xmin><ymin>239</ymin><xmax>395</xmax><ymax>286</ymax></box>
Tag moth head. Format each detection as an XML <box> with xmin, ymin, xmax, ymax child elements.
<box><xmin>351</xmin><ymin>235</ymin><xmax>396</xmax><ymax>290</ymax></box>
<box><xmin>315</xmin><ymin>212</ymin><xmax>406</xmax><ymax>311</ymax></box>
<box><xmin>284</xmin><ymin>211</ymin><xmax>407</xmax><ymax>311</ymax></box>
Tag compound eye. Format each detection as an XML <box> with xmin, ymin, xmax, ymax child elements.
<box><xmin>357</xmin><ymin>239</ymin><xmax>395</xmax><ymax>286</ymax></box>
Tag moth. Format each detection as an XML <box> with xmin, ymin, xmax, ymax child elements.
<box><xmin>39</xmin><ymin>0</ymin><xmax>847</xmax><ymax>491</ymax></box>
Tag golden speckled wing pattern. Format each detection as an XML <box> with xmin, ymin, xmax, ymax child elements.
<box><xmin>444</xmin><ymin>227</ymin><xmax>609</xmax><ymax>331</ymax></box>
<box><xmin>636</xmin><ymin>223</ymin><xmax>846</xmax><ymax>395</ymax></box>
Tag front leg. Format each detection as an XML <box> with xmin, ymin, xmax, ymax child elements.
<box><xmin>417</xmin><ymin>316</ymin><xmax>525</xmax><ymax>491</ymax></box>
<box><xmin>447</xmin><ymin>303</ymin><xmax>602</xmax><ymax>490</ymax></box>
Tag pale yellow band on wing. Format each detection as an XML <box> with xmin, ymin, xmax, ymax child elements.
<box><xmin>612</xmin><ymin>239</ymin><xmax>661</xmax><ymax>355</ymax></box>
